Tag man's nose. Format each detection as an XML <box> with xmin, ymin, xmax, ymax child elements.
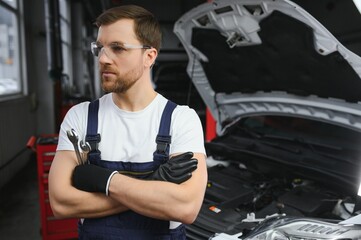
<box><xmin>98</xmin><ymin>48</ymin><xmax>113</xmax><ymax>63</ymax></box>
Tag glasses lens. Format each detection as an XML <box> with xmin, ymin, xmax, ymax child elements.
<box><xmin>109</xmin><ymin>43</ymin><xmax>125</xmax><ymax>55</ymax></box>
<box><xmin>91</xmin><ymin>42</ymin><xmax>99</xmax><ymax>57</ymax></box>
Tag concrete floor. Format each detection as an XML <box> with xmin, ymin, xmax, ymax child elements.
<box><xmin>0</xmin><ymin>157</ymin><xmax>41</xmax><ymax>239</ymax></box>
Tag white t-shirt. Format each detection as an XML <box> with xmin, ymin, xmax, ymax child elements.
<box><xmin>57</xmin><ymin>93</ymin><xmax>206</xmax><ymax>229</ymax></box>
<box><xmin>57</xmin><ymin>93</ymin><xmax>206</xmax><ymax>159</ymax></box>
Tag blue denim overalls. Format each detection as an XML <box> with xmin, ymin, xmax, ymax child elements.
<box><xmin>78</xmin><ymin>99</ymin><xmax>186</xmax><ymax>239</ymax></box>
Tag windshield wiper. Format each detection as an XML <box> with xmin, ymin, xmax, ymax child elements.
<box><xmin>236</xmin><ymin>126</ymin><xmax>349</xmax><ymax>162</ymax></box>
<box><xmin>237</xmin><ymin>125</ymin><xmax>343</xmax><ymax>151</ymax></box>
<box><xmin>261</xmin><ymin>134</ymin><xmax>355</xmax><ymax>164</ymax></box>
<box><xmin>259</xmin><ymin>141</ymin><xmax>301</xmax><ymax>154</ymax></box>
<box><xmin>263</xmin><ymin>134</ymin><xmax>343</xmax><ymax>151</ymax></box>
<box><xmin>236</xmin><ymin>127</ymin><xmax>302</xmax><ymax>153</ymax></box>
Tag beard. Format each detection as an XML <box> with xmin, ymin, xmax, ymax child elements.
<box><xmin>100</xmin><ymin>65</ymin><xmax>144</xmax><ymax>94</ymax></box>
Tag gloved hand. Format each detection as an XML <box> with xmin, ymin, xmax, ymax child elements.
<box><xmin>72</xmin><ymin>164</ymin><xmax>118</xmax><ymax>196</ymax></box>
<box><xmin>146</xmin><ymin>152</ymin><xmax>198</xmax><ymax>184</ymax></box>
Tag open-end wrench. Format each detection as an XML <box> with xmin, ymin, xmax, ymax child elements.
<box><xmin>66</xmin><ymin>128</ymin><xmax>83</xmax><ymax>165</ymax></box>
<box><xmin>79</xmin><ymin>140</ymin><xmax>91</xmax><ymax>164</ymax></box>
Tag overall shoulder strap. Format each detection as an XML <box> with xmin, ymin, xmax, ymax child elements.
<box><xmin>153</xmin><ymin>100</ymin><xmax>177</xmax><ymax>164</ymax></box>
<box><xmin>86</xmin><ymin>99</ymin><xmax>101</xmax><ymax>162</ymax></box>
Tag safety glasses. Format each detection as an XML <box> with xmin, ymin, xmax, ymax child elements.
<box><xmin>91</xmin><ymin>42</ymin><xmax>152</xmax><ymax>59</ymax></box>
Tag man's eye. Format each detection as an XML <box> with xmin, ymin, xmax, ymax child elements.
<box><xmin>111</xmin><ymin>45</ymin><xmax>126</xmax><ymax>53</ymax></box>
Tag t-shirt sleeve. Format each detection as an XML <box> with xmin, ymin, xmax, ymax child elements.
<box><xmin>56</xmin><ymin>102</ymin><xmax>89</xmax><ymax>151</ymax></box>
<box><xmin>169</xmin><ymin>106</ymin><xmax>206</xmax><ymax>155</ymax></box>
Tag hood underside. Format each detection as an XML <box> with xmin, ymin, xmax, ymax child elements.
<box><xmin>174</xmin><ymin>0</ymin><xmax>361</xmax><ymax>135</ymax></box>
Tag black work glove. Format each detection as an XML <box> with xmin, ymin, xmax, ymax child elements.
<box><xmin>72</xmin><ymin>164</ymin><xmax>118</xmax><ymax>196</ymax></box>
<box><xmin>146</xmin><ymin>152</ymin><xmax>198</xmax><ymax>184</ymax></box>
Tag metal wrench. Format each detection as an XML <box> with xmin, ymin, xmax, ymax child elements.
<box><xmin>66</xmin><ymin>128</ymin><xmax>83</xmax><ymax>165</ymax></box>
<box><xmin>79</xmin><ymin>140</ymin><xmax>91</xmax><ymax>164</ymax></box>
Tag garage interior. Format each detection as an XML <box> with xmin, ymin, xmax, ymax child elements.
<box><xmin>0</xmin><ymin>0</ymin><xmax>361</xmax><ymax>239</ymax></box>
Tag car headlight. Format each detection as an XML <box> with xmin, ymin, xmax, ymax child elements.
<box><xmin>211</xmin><ymin>216</ymin><xmax>361</xmax><ymax>240</ymax></box>
<box><xmin>250</xmin><ymin>230</ymin><xmax>290</xmax><ymax>240</ymax></box>
<box><xmin>243</xmin><ymin>217</ymin><xmax>361</xmax><ymax>240</ymax></box>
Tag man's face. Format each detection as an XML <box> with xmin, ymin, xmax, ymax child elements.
<box><xmin>96</xmin><ymin>19</ymin><xmax>146</xmax><ymax>93</ymax></box>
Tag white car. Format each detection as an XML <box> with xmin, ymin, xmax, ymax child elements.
<box><xmin>174</xmin><ymin>0</ymin><xmax>361</xmax><ymax>239</ymax></box>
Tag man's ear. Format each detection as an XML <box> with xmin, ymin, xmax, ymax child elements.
<box><xmin>144</xmin><ymin>48</ymin><xmax>158</xmax><ymax>68</ymax></box>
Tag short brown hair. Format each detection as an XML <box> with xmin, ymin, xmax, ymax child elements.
<box><xmin>95</xmin><ymin>5</ymin><xmax>162</xmax><ymax>52</ymax></box>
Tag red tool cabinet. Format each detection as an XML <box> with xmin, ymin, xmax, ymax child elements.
<box><xmin>206</xmin><ymin>108</ymin><xmax>217</xmax><ymax>142</ymax></box>
<box><xmin>28</xmin><ymin>135</ymin><xmax>78</xmax><ymax>240</ymax></box>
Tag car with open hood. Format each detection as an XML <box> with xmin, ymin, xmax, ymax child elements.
<box><xmin>174</xmin><ymin>0</ymin><xmax>361</xmax><ymax>239</ymax></box>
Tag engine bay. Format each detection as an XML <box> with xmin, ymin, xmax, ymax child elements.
<box><xmin>186</xmin><ymin>161</ymin><xmax>356</xmax><ymax>239</ymax></box>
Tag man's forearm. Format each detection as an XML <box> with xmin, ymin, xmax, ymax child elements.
<box><xmin>108</xmin><ymin>176</ymin><xmax>189</xmax><ymax>221</ymax></box>
<box><xmin>49</xmin><ymin>150</ymin><xmax>129</xmax><ymax>219</ymax></box>
<box><xmin>50</xmin><ymin>186</ymin><xmax>130</xmax><ymax>219</ymax></box>
<box><xmin>75</xmin><ymin>194</ymin><xmax>129</xmax><ymax>219</ymax></box>
<box><xmin>107</xmin><ymin>153</ymin><xmax>207</xmax><ymax>224</ymax></box>
<box><xmin>71</xmin><ymin>152</ymin><xmax>198</xmax><ymax>195</ymax></box>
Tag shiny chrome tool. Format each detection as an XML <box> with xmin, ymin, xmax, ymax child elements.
<box><xmin>66</xmin><ymin>128</ymin><xmax>83</xmax><ymax>165</ymax></box>
<box><xmin>79</xmin><ymin>140</ymin><xmax>91</xmax><ymax>164</ymax></box>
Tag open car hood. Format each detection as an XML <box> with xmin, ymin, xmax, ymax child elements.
<box><xmin>174</xmin><ymin>0</ymin><xmax>361</xmax><ymax>136</ymax></box>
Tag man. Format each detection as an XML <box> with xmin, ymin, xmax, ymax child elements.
<box><xmin>48</xmin><ymin>4</ymin><xmax>207</xmax><ymax>239</ymax></box>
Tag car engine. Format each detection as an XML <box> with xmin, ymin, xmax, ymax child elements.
<box><xmin>186</xmin><ymin>160</ymin><xmax>361</xmax><ymax>239</ymax></box>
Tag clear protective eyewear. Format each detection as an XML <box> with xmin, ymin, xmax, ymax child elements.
<box><xmin>91</xmin><ymin>42</ymin><xmax>152</xmax><ymax>58</ymax></box>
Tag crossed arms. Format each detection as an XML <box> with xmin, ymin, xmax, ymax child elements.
<box><xmin>48</xmin><ymin>150</ymin><xmax>207</xmax><ymax>224</ymax></box>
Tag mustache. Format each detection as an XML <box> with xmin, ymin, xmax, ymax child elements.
<box><xmin>100</xmin><ymin>65</ymin><xmax>118</xmax><ymax>74</ymax></box>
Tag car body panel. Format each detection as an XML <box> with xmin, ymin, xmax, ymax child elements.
<box><xmin>174</xmin><ymin>0</ymin><xmax>361</xmax><ymax>135</ymax></box>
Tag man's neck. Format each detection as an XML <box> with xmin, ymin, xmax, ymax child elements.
<box><xmin>111</xmin><ymin>82</ymin><xmax>157</xmax><ymax>112</ymax></box>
